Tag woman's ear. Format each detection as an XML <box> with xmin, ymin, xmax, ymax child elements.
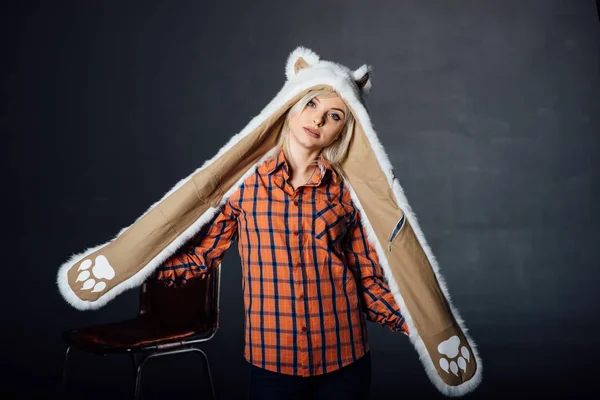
<box><xmin>352</xmin><ymin>64</ymin><xmax>373</xmax><ymax>94</ymax></box>
<box><xmin>286</xmin><ymin>46</ymin><xmax>320</xmax><ymax>80</ymax></box>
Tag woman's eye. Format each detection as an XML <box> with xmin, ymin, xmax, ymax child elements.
<box><xmin>307</xmin><ymin>100</ymin><xmax>316</xmax><ymax>107</ymax></box>
<box><xmin>330</xmin><ymin>113</ymin><xmax>341</xmax><ymax>121</ymax></box>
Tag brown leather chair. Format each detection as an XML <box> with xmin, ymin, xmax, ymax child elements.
<box><xmin>60</xmin><ymin>265</ymin><xmax>221</xmax><ymax>399</ymax></box>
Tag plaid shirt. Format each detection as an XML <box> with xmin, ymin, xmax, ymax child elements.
<box><xmin>155</xmin><ymin>147</ymin><xmax>409</xmax><ymax>376</ymax></box>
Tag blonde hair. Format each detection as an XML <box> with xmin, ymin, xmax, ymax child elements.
<box><xmin>274</xmin><ymin>88</ymin><xmax>355</xmax><ymax>183</ymax></box>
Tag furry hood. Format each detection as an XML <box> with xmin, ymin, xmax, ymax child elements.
<box><xmin>57</xmin><ymin>46</ymin><xmax>482</xmax><ymax>397</ymax></box>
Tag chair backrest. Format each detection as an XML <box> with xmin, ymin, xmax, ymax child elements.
<box><xmin>138</xmin><ymin>264</ymin><xmax>221</xmax><ymax>334</ymax></box>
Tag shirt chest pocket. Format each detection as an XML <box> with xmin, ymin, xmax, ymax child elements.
<box><xmin>314</xmin><ymin>198</ymin><xmax>353</xmax><ymax>248</ymax></box>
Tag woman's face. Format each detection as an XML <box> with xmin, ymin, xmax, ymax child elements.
<box><xmin>288</xmin><ymin>94</ymin><xmax>347</xmax><ymax>152</ymax></box>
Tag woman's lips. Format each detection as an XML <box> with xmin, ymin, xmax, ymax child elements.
<box><xmin>304</xmin><ymin>127</ymin><xmax>320</xmax><ymax>138</ymax></box>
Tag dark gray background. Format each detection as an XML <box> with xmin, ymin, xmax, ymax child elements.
<box><xmin>3</xmin><ymin>0</ymin><xmax>599</xmax><ymax>398</ymax></box>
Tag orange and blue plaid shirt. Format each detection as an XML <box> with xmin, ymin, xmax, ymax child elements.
<box><xmin>155</xmin><ymin>147</ymin><xmax>409</xmax><ymax>376</ymax></box>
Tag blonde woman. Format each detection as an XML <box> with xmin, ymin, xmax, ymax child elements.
<box><xmin>155</xmin><ymin>87</ymin><xmax>408</xmax><ymax>400</ymax></box>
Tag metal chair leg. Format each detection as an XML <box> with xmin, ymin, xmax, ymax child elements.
<box><xmin>60</xmin><ymin>345</ymin><xmax>72</xmax><ymax>399</ymax></box>
<box><xmin>135</xmin><ymin>353</ymin><xmax>156</xmax><ymax>400</ymax></box>
<box><xmin>134</xmin><ymin>356</ymin><xmax>144</xmax><ymax>400</ymax></box>
<box><xmin>133</xmin><ymin>347</ymin><xmax>216</xmax><ymax>399</ymax></box>
<box><xmin>189</xmin><ymin>347</ymin><xmax>216</xmax><ymax>400</ymax></box>
<box><xmin>131</xmin><ymin>353</ymin><xmax>140</xmax><ymax>400</ymax></box>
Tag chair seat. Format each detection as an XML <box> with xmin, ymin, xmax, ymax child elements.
<box><xmin>64</xmin><ymin>314</ymin><xmax>214</xmax><ymax>353</ymax></box>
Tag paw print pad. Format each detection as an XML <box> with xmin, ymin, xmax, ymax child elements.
<box><xmin>437</xmin><ymin>335</ymin><xmax>471</xmax><ymax>376</ymax></box>
<box><xmin>75</xmin><ymin>255</ymin><xmax>115</xmax><ymax>293</ymax></box>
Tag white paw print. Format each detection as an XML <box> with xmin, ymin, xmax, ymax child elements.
<box><xmin>75</xmin><ymin>255</ymin><xmax>115</xmax><ymax>293</ymax></box>
<box><xmin>437</xmin><ymin>335</ymin><xmax>470</xmax><ymax>376</ymax></box>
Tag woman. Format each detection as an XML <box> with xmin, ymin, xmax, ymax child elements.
<box><xmin>155</xmin><ymin>87</ymin><xmax>409</xmax><ymax>400</ymax></box>
<box><xmin>57</xmin><ymin>47</ymin><xmax>480</xmax><ymax>398</ymax></box>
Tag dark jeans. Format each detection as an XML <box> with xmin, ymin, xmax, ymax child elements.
<box><xmin>247</xmin><ymin>352</ymin><xmax>371</xmax><ymax>400</ymax></box>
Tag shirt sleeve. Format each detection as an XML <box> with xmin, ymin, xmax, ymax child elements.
<box><xmin>341</xmin><ymin>208</ymin><xmax>410</xmax><ymax>336</ymax></box>
<box><xmin>154</xmin><ymin>198</ymin><xmax>239</xmax><ymax>287</ymax></box>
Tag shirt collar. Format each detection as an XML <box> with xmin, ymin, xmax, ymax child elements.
<box><xmin>261</xmin><ymin>147</ymin><xmax>337</xmax><ymax>182</ymax></box>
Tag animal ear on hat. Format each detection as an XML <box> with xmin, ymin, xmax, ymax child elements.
<box><xmin>286</xmin><ymin>46</ymin><xmax>320</xmax><ymax>80</ymax></box>
<box><xmin>352</xmin><ymin>64</ymin><xmax>373</xmax><ymax>94</ymax></box>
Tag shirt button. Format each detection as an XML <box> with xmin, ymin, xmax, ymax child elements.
<box><xmin>301</xmin><ymin>325</ymin><xmax>307</xmax><ymax>332</ymax></box>
<box><xmin>298</xmin><ymin>293</ymin><xmax>304</xmax><ymax>300</ymax></box>
<box><xmin>296</xmin><ymin>262</ymin><xmax>301</xmax><ymax>268</ymax></box>
<box><xmin>293</xmin><ymin>231</ymin><xmax>299</xmax><ymax>236</ymax></box>
<box><xmin>293</xmin><ymin>201</ymin><xmax>298</xmax><ymax>206</ymax></box>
